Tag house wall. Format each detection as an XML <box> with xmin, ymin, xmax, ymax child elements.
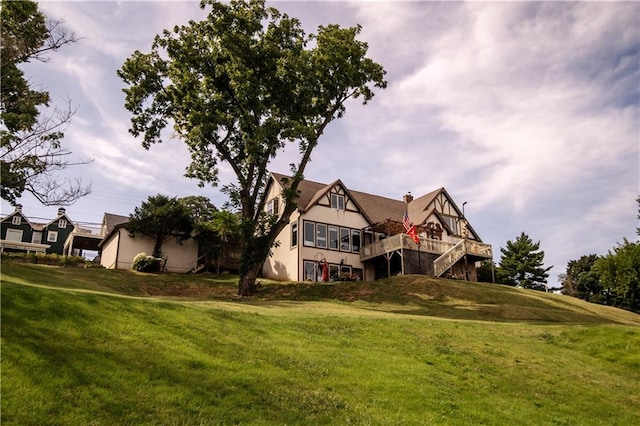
<box><xmin>261</xmin><ymin>181</ymin><xmax>298</xmax><ymax>280</ymax></box>
<box><xmin>101</xmin><ymin>229</ymin><xmax>199</xmax><ymax>273</ymax></box>
<box><xmin>100</xmin><ymin>230</ymin><xmax>121</xmax><ymax>269</ymax></box>
<box><xmin>1</xmin><ymin>213</ymin><xmax>33</xmax><ymax>243</ymax></box>
<box><xmin>298</xmin><ymin>204</ymin><xmax>369</xmax><ymax>280</ymax></box>
<box><xmin>44</xmin><ymin>215</ymin><xmax>74</xmax><ymax>255</ymax></box>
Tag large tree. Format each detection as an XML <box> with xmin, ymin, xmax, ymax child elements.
<box><xmin>496</xmin><ymin>232</ymin><xmax>552</xmax><ymax>291</ymax></box>
<box><xmin>0</xmin><ymin>0</ymin><xmax>91</xmax><ymax>205</ymax></box>
<box><xmin>127</xmin><ymin>194</ymin><xmax>194</xmax><ymax>258</ymax></box>
<box><xmin>118</xmin><ymin>0</ymin><xmax>386</xmax><ymax>295</ymax></box>
<box><xmin>594</xmin><ymin>239</ymin><xmax>640</xmax><ymax>313</ymax></box>
<box><xmin>559</xmin><ymin>254</ymin><xmax>602</xmax><ymax>301</ymax></box>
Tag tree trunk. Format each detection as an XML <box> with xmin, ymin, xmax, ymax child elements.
<box><xmin>238</xmin><ymin>262</ymin><xmax>260</xmax><ymax>296</ymax></box>
<box><xmin>153</xmin><ymin>238</ymin><xmax>163</xmax><ymax>258</ymax></box>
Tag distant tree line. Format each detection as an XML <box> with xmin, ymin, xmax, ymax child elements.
<box><xmin>477</xmin><ymin>198</ymin><xmax>640</xmax><ymax>314</ymax></box>
<box><xmin>558</xmin><ymin>198</ymin><xmax>640</xmax><ymax>313</ymax></box>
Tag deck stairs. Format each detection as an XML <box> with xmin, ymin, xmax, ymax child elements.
<box><xmin>433</xmin><ymin>239</ymin><xmax>467</xmax><ymax>277</ymax></box>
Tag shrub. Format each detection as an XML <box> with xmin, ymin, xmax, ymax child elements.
<box><xmin>132</xmin><ymin>252</ymin><xmax>162</xmax><ymax>272</ymax></box>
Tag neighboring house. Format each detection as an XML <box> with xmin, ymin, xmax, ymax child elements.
<box><xmin>0</xmin><ymin>205</ymin><xmax>75</xmax><ymax>255</ymax></box>
<box><xmin>262</xmin><ymin>173</ymin><xmax>493</xmax><ymax>282</ymax></box>
<box><xmin>98</xmin><ymin>220</ymin><xmax>199</xmax><ymax>273</ymax></box>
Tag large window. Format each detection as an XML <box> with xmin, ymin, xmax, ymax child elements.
<box><xmin>303</xmin><ymin>221</ymin><xmax>315</xmax><ymax>246</ymax></box>
<box><xmin>6</xmin><ymin>229</ymin><xmax>22</xmax><ymax>242</ymax></box>
<box><xmin>32</xmin><ymin>232</ymin><xmax>42</xmax><ymax>244</ymax></box>
<box><xmin>303</xmin><ymin>260</ymin><xmax>319</xmax><ymax>281</ymax></box>
<box><xmin>291</xmin><ymin>222</ymin><xmax>298</xmax><ymax>247</ymax></box>
<box><xmin>340</xmin><ymin>227</ymin><xmax>350</xmax><ymax>252</ymax></box>
<box><xmin>303</xmin><ymin>220</ymin><xmax>361</xmax><ymax>253</ymax></box>
<box><xmin>328</xmin><ymin>225</ymin><xmax>339</xmax><ymax>250</ymax></box>
<box><xmin>442</xmin><ymin>216</ymin><xmax>458</xmax><ymax>235</ymax></box>
<box><xmin>331</xmin><ymin>193</ymin><xmax>345</xmax><ymax>210</ymax></box>
<box><xmin>316</xmin><ymin>224</ymin><xmax>327</xmax><ymax>249</ymax></box>
<box><xmin>47</xmin><ymin>231</ymin><xmax>58</xmax><ymax>242</ymax></box>
<box><xmin>351</xmin><ymin>230</ymin><xmax>361</xmax><ymax>253</ymax></box>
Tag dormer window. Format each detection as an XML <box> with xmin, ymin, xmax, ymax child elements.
<box><xmin>266</xmin><ymin>198</ymin><xmax>279</xmax><ymax>216</ymax></box>
<box><xmin>331</xmin><ymin>193</ymin><xmax>345</xmax><ymax>210</ymax></box>
<box><xmin>12</xmin><ymin>216</ymin><xmax>21</xmax><ymax>225</ymax></box>
<box><xmin>58</xmin><ymin>219</ymin><xmax>67</xmax><ymax>228</ymax></box>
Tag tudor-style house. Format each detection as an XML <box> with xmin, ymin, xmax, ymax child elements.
<box><xmin>262</xmin><ymin>173</ymin><xmax>493</xmax><ymax>282</ymax></box>
<box><xmin>0</xmin><ymin>205</ymin><xmax>75</xmax><ymax>255</ymax></box>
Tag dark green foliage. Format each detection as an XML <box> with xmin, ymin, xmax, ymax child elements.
<box><xmin>0</xmin><ymin>0</ymin><xmax>90</xmax><ymax>205</ymax></box>
<box><xmin>594</xmin><ymin>239</ymin><xmax>640</xmax><ymax>313</ymax></box>
<box><xmin>496</xmin><ymin>232</ymin><xmax>552</xmax><ymax>291</ymax></box>
<box><xmin>476</xmin><ymin>259</ymin><xmax>496</xmax><ymax>283</ymax></box>
<box><xmin>127</xmin><ymin>195</ymin><xmax>194</xmax><ymax>258</ymax></box>
<box><xmin>118</xmin><ymin>0</ymin><xmax>386</xmax><ymax>295</ymax></box>
<box><xmin>560</xmin><ymin>254</ymin><xmax>602</xmax><ymax>301</ymax></box>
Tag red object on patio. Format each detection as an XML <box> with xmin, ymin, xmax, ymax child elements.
<box><xmin>322</xmin><ymin>260</ymin><xmax>329</xmax><ymax>282</ymax></box>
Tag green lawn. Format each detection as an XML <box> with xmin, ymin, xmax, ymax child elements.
<box><xmin>2</xmin><ymin>260</ymin><xmax>640</xmax><ymax>425</ymax></box>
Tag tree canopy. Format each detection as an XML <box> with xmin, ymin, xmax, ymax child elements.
<box><xmin>118</xmin><ymin>0</ymin><xmax>387</xmax><ymax>295</ymax></box>
<box><xmin>0</xmin><ymin>0</ymin><xmax>90</xmax><ymax>206</ymax></box>
<box><xmin>496</xmin><ymin>232</ymin><xmax>552</xmax><ymax>291</ymax></box>
<box><xmin>127</xmin><ymin>194</ymin><xmax>194</xmax><ymax>258</ymax></box>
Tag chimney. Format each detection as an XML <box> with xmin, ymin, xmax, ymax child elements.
<box><xmin>403</xmin><ymin>192</ymin><xmax>413</xmax><ymax>204</ymax></box>
<box><xmin>14</xmin><ymin>204</ymin><xmax>22</xmax><ymax>212</ymax></box>
<box><xmin>58</xmin><ymin>207</ymin><xmax>66</xmax><ymax>216</ymax></box>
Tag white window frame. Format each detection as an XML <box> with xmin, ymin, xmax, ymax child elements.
<box><xmin>32</xmin><ymin>231</ymin><xmax>42</xmax><ymax>244</ymax></box>
<box><xmin>442</xmin><ymin>215</ymin><xmax>458</xmax><ymax>235</ymax></box>
<box><xmin>331</xmin><ymin>193</ymin><xmax>345</xmax><ymax>210</ymax></box>
<box><xmin>303</xmin><ymin>221</ymin><xmax>315</xmax><ymax>247</ymax></box>
<box><xmin>340</xmin><ymin>227</ymin><xmax>351</xmax><ymax>252</ymax></box>
<box><xmin>47</xmin><ymin>231</ymin><xmax>58</xmax><ymax>243</ymax></box>
<box><xmin>266</xmin><ymin>198</ymin><xmax>279</xmax><ymax>216</ymax></box>
<box><xmin>303</xmin><ymin>260</ymin><xmax>319</xmax><ymax>281</ymax></box>
<box><xmin>316</xmin><ymin>223</ymin><xmax>327</xmax><ymax>249</ymax></box>
<box><xmin>12</xmin><ymin>216</ymin><xmax>21</xmax><ymax>225</ymax></box>
<box><xmin>6</xmin><ymin>229</ymin><xmax>23</xmax><ymax>242</ymax></box>
<box><xmin>328</xmin><ymin>225</ymin><xmax>339</xmax><ymax>250</ymax></box>
<box><xmin>351</xmin><ymin>230</ymin><xmax>361</xmax><ymax>253</ymax></box>
<box><xmin>58</xmin><ymin>219</ymin><xmax>67</xmax><ymax>228</ymax></box>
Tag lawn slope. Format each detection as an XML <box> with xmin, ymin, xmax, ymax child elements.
<box><xmin>2</xmin><ymin>261</ymin><xmax>640</xmax><ymax>425</ymax></box>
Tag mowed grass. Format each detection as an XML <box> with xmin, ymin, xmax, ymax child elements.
<box><xmin>2</xmin><ymin>261</ymin><xmax>640</xmax><ymax>425</ymax></box>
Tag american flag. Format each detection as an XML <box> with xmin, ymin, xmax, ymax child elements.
<box><xmin>403</xmin><ymin>211</ymin><xmax>411</xmax><ymax>232</ymax></box>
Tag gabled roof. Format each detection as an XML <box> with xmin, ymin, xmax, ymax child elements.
<box><xmin>102</xmin><ymin>213</ymin><xmax>129</xmax><ymax>235</ymax></box>
<box><xmin>269</xmin><ymin>172</ymin><xmax>484</xmax><ymax>242</ymax></box>
<box><xmin>44</xmin><ymin>211</ymin><xmax>73</xmax><ymax>228</ymax></box>
<box><xmin>1</xmin><ymin>209</ymin><xmax>29</xmax><ymax>224</ymax></box>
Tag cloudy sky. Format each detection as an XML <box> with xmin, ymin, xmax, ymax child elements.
<box><xmin>3</xmin><ymin>0</ymin><xmax>639</xmax><ymax>283</ymax></box>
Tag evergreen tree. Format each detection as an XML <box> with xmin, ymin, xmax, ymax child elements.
<box><xmin>497</xmin><ymin>232</ymin><xmax>552</xmax><ymax>291</ymax></box>
<box><xmin>127</xmin><ymin>195</ymin><xmax>194</xmax><ymax>258</ymax></box>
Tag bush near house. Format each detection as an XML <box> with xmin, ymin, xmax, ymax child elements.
<box><xmin>131</xmin><ymin>252</ymin><xmax>163</xmax><ymax>272</ymax></box>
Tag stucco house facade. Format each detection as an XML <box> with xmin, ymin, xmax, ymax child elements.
<box><xmin>98</xmin><ymin>220</ymin><xmax>199</xmax><ymax>273</ymax></box>
<box><xmin>262</xmin><ymin>173</ymin><xmax>492</xmax><ymax>282</ymax></box>
<box><xmin>0</xmin><ymin>205</ymin><xmax>75</xmax><ymax>255</ymax></box>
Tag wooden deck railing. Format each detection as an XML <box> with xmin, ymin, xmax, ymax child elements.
<box><xmin>360</xmin><ymin>235</ymin><xmax>456</xmax><ymax>261</ymax></box>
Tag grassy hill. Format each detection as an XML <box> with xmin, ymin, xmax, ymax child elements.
<box><xmin>2</xmin><ymin>260</ymin><xmax>640</xmax><ymax>425</ymax></box>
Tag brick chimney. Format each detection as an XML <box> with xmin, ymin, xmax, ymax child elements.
<box><xmin>14</xmin><ymin>204</ymin><xmax>22</xmax><ymax>212</ymax></box>
<box><xmin>57</xmin><ymin>207</ymin><xmax>66</xmax><ymax>216</ymax></box>
<box><xmin>403</xmin><ymin>192</ymin><xmax>413</xmax><ymax>204</ymax></box>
